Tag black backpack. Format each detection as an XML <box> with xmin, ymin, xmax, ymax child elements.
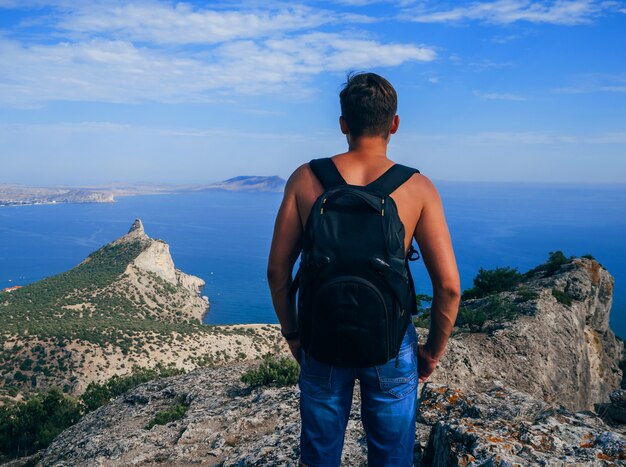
<box><xmin>289</xmin><ymin>157</ymin><xmax>421</xmax><ymax>368</ymax></box>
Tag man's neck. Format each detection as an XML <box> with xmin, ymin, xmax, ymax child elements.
<box><xmin>347</xmin><ymin>135</ymin><xmax>390</xmax><ymax>159</ymax></box>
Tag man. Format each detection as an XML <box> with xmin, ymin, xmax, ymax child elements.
<box><xmin>267</xmin><ymin>72</ymin><xmax>460</xmax><ymax>466</ymax></box>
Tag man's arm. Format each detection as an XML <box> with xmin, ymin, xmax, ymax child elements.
<box><xmin>267</xmin><ymin>167</ymin><xmax>305</xmax><ymax>361</ymax></box>
<box><xmin>413</xmin><ymin>177</ymin><xmax>461</xmax><ymax>380</ymax></box>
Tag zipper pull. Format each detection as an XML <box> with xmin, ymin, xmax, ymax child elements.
<box><xmin>395</xmin><ymin>350</ymin><xmax>400</xmax><ymax>368</ymax></box>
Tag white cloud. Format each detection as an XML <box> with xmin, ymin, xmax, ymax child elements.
<box><xmin>57</xmin><ymin>3</ymin><xmax>349</xmax><ymax>45</ymax></box>
<box><xmin>473</xmin><ymin>90</ymin><xmax>528</xmax><ymax>100</ymax></box>
<box><xmin>0</xmin><ymin>1</ymin><xmax>435</xmax><ymax>106</ymax></box>
<box><xmin>0</xmin><ymin>33</ymin><xmax>436</xmax><ymax>106</ymax></box>
<box><xmin>406</xmin><ymin>0</ymin><xmax>619</xmax><ymax>25</ymax></box>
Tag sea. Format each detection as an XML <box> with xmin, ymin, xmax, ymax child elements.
<box><xmin>1</xmin><ymin>182</ymin><xmax>625</xmax><ymax>339</ymax></box>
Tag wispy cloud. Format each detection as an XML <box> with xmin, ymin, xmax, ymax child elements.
<box><xmin>0</xmin><ymin>1</ymin><xmax>437</xmax><ymax>106</ymax></box>
<box><xmin>467</xmin><ymin>58</ymin><xmax>515</xmax><ymax>70</ymax></box>
<box><xmin>489</xmin><ymin>33</ymin><xmax>523</xmax><ymax>43</ymax></box>
<box><xmin>553</xmin><ymin>73</ymin><xmax>626</xmax><ymax>93</ymax></box>
<box><xmin>0</xmin><ymin>33</ymin><xmax>435</xmax><ymax>106</ymax></box>
<box><xmin>473</xmin><ymin>90</ymin><xmax>528</xmax><ymax>100</ymax></box>
<box><xmin>402</xmin><ymin>130</ymin><xmax>626</xmax><ymax>145</ymax></box>
<box><xmin>56</xmin><ymin>3</ymin><xmax>368</xmax><ymax>45</ymax></box>
<box><xmin>405</xmin><ymin>0</ymin><xmax>621</xmax><ymax>25</ymax></box>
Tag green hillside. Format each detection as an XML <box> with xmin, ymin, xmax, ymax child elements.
<box><xmin>0</xmin><ymin>238</ymin><xmax>212</xmax><ymax>351</ymax></box>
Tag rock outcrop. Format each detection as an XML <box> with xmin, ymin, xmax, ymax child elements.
<box><xmin>426</xmin><ymin>257</ymin><xmax>624</xmax><ymax>412</ymax></box>
<box><xmin>110</xmin><ymin>218</ymin><xmax>208</xmax><ymax>317</ymax></box>
<box><xmin>27</xmin><ymin>363</ymin><xmax>625</xmax><ymax>466</ymax></box>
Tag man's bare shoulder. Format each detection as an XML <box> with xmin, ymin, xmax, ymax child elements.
<box><xmin>404</xmin><ymin>171</ymin><xmax>441</xmax><ymax>201</ymax></box>
<box><xmin>284</xmin><ymin>162</ymin><xmax>319</xmax><ymax>193</ymax></box>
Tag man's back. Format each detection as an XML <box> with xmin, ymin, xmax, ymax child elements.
<box><xmin>266</xmin><ymin>72</ymin><xmax>460</xmax><ymax>466</ymax></box>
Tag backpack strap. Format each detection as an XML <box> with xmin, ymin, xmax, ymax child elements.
<box><xmin>309</xmin><ymin>158</ymin><xmax>347</xmax><ymax>190</ymax></box>
<box><xmin>366</xmin><ymin>164</ymin><xmax>420</xmax><ymax>197</ymax></box>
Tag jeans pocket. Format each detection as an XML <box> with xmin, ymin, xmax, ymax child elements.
<box><xmin>375</xmin><ymin>342</ymin><xmax>417</xmax><ymax>399</ymax></box>
<box><xmin>299</xmin><ymin>350</ymin><xmax>333</xmax><ymax>396</ymax></box>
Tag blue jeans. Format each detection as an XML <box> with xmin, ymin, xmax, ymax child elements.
<box><xmin>298</xmin><ymin>325</ymin><xmax>419</xmax><ymax>466</ymax></box>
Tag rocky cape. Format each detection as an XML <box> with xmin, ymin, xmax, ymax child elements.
<box><xmin>8</xmin><ymin>256</ymin><xmax>625</xmax><ymax>466</ymax></box>
<box><xmin>0</xmin><ymin>219</ymin><xmax>286</xmax><ymax>404</ymax></box>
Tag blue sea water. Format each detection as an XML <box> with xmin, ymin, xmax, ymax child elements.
<box><xmin>0</xmin><ymin>182</ymin><xmax>625</xmax><ymax>339</ymax></box>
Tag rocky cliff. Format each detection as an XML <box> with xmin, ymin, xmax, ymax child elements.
<box><xmin>426</xmin><ymin>257</ymin><xmax>623</xmax><ymax>413</ymax></box>
<box><xmin>9</xmin><ymin>255</ymin><xmax>624</xmax><ymax>466</ymax></box>
<box><xmin>105</xmin><ymin>219</ymin><xmax>208</xmax><ymax>321</ymax></box>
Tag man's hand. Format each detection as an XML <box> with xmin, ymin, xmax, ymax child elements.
<box><xmin>416</xmin><ymin>343</ymin><xmax>440</xmax><ymax>383</ymax></box>
<box><xmin>286</xmin><ymin>338</ymin><xmax>302</xmax><ymax>364</ymax></box>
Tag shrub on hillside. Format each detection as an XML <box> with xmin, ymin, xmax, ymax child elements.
<box><xmin>552</xmin><ymin>288</ymin><xmax>573</xmax><ymax>306</ymax></box>
<box><xmin>461</xmin><ymin>266</ymin><xmax>522</xmax><ymax>300</ymax></box>
<box><xmin>81</xmin><ymin>363</ymin><xmax>184</xmax><ymax>412</ymax></box>
<box><xmin>241</xmin><ymin>354</ymin><xmax>299</xmax><ymax>387</ymax></box>
<box><xmin>0</xmin><ymin>386</ymin><xmax>82</xmax><ymax>458</ymax></box>
<box><xmin>455</xmin><ymin>295</ymin><xmax>519</xmax><ymax>330</ymax></box>
<box><xmin>145</xmin><ymin>396</ymin><xmax>189</xmax><ymax>430</ymax></box>
<box><xmin>523</xmin><ymin>250</ymin><xmax>572</xmax><ymax>278</ymax></box>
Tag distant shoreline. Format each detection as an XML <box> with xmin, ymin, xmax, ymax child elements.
<box><xmin>0</xmin><ymin>176</ymin><xmax>287</xmax><ymax>207</ymax></box>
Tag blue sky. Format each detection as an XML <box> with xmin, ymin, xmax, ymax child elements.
<box><xmin>0</xmin><ymin>0</ymin><xmax>625</xmax><ymax>185</ymax></box>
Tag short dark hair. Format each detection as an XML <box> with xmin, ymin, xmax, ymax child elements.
<box><xmin>339</xmin><ymin>72</ymin><xmax>397</xmax><ymax>139</ymax></box>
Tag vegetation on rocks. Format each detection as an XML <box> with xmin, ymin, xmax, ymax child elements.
<box><xmin>451</xmin><ymin>251</ymin><xmax>579</xmax><ymax>331</ymax></box>
<box><xmin>240</xmin><ymin>354</ymin><xmax>300</xmax><ymax>387</ymax></box>
<box><xmin>145</xmin><ymin>396</ymin><xmax>189</xmax><ymax>430</ymax></box>
<box><xmin>523</xmin><ymin>250</ymin><xmax>572</xmax><ymax>278</ymax></box>
<box><xmin>0</xmin><ymin>363</ymin><xmax>186</xmax><ymax>461</ymax></box>
<box><xmin>81</xmin><ymin>363</ymin><xmax>184</xmax><ymax>413</ymax></box>
<box><xmin>456</xmin><ymin>295</ymin><xmax>519</xmax><ymax>329</ymax></box>
<box><xmin>0</xmin><ymin>386</ymin><xmax>82</xmax><ymax>459</ymax></box>
<box><xmin>552</xmin><ymin>288</ymin><xmax>573</xmax><ymax>306</ymax></box>
<box><xmin>461</xmin><ymin>266</ymin><xmax>523</xmax><ymax>300</ymax></box>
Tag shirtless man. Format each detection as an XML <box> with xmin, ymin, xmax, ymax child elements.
<box><xmin>267</xmin><ymin>72</ymin><xmax>460</xmax><ymax>466</ymax></box>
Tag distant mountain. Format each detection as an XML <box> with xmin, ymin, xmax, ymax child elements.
<box><xmin>202</xmin><ymin>175</ymin><xmax>286</xmax><ymax>192</ymax></box>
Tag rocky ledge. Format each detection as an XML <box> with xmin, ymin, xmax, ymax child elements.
<box><xmin>13</xmin><ymin>361</ymin><xmax>624</xmax><ymax>466</ymax></box>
